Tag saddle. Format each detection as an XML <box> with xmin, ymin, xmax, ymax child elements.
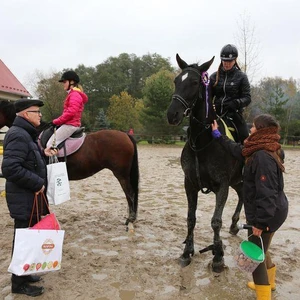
<box><xmin>39</xmin><ymin>126</ymin><xmax>86</xmax><ymax>158</ymax></box>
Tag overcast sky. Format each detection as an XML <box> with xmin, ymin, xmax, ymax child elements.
<box><xmin>1</xmin><ymin>0</ymin><xmax>299</xmax><ymax>90</ymax></box>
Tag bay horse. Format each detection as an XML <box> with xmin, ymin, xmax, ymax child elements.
<box><xmin>0</xmin><ymin>100</ymin><xmax>139</xmax><ymax>230</ymax></box>
<box><xmin>167</xmin><ymin>54</ymin><xmax>244</xmax><ymax>272</ymax></box>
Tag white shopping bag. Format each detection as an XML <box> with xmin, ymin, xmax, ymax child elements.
<box><xmin>47</xmin><ymin>159</ymin><xmax>70</xmax><ymax>205</ymax></box>
<box><xmin>8</xmin><ymin>229</ymin><xmax>65</xmax><ymax>276</ymax></box>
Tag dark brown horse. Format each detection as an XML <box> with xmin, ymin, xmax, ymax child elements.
<box><xmin>0</xmin><ymin>100</ymin><xmax>139</xmax><ymax>230</ymax></box>
<box><xmin>167</xmin><ymin>54</ymin><xmax>244</xmax><ymax>272</ymax></box>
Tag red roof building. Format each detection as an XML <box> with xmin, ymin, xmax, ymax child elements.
<box><xmin>0</xmin><ymin>59</ymin><xmax>32</xmax><ymax>139</ymax></box>
<box><xmin>0</xmin><ymin>59</ymin><xmax>31</xmax><ymax>100</ymax></box>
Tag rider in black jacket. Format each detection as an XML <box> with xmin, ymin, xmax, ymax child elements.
<box><xmin>210</xmin><ymin>44</ymin><xmax>251</xmax><ymax>143</ymax></box>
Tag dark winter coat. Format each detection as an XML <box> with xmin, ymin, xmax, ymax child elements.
<box><xmin>210</xmin><ymin>66</ymin><xmax>251</xmax><ymax>115</ymax></box>
<box><xmin>215</xmin><ymin>136</ymin><xmax>288</xmax><ymax>232</ymax></box>
<box><xmin>1</xmin><ymin>116</ymin><xmax>49</xmax><ymax>221</ymax></box>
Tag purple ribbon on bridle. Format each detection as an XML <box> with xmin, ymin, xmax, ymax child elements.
<box><xmin>201</xmin><ymin>72</ymin><xmax>210</xmax><ymax>118</ymax></box>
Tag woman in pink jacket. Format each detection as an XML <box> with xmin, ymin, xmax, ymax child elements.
<box><xmin>46</xmin><ymin>70</ymin><xmax>88</xmax><ymax>150</ymax></box>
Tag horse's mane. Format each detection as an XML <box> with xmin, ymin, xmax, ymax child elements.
<box><xmin>0</xmin><ymin>100</ymin><xmax>12</xmax><ymax>109</ymax></box>
<box><xmin>0</xmin><ymin>100</ymin><xmax>16</xmax><ymax>127</ymax></box>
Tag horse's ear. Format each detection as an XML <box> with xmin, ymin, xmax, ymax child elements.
<box><xmin>176</xmin><ymin>54</ymin><xmax>189</xmax><ymax>69</ymax></box>
<box><xmin>198</xmin><ymin>56</ymin><xmax>215</xmax><ymax>72</ymax></box>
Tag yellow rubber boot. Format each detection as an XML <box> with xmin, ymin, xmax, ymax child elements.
<box><xmin>247</xmin><ymin>281</ymin><xmax>256</xmax><ymax>290</ymax></box>
<box><xmin>247</xmin><ymin>265</ymin><xmax>276</xmax><ymax>291</ymax></box>
<box><xmin>267</xmin><ymin>265</ymin><xmax>276</xmax><ymax>291</ymax></box>
<box><xmin>255</xmin><ymin>285</ymin><xmax>271</xmax><ymax>300</ymax></box>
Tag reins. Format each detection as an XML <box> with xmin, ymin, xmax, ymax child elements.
<box><xmin>187</xmin><ymin>121</ymin><xmax>213</xmax><ymax>152</ymax></box>
<box><xmin>172</xmin><ymin>67</ymin><xmax>214</xmax><ymax>193</ymax></box>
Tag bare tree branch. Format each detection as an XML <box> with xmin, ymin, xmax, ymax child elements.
<box><xmin>234</xmin><ymin>12</ymin><xmax>262</xmax><ymax>83</ymax></box>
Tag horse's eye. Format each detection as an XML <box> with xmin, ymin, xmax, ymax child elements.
<box><xmin>192</xmin><ymin>81</ymin><xmax>198</xmax><ymax>86</ymax></box>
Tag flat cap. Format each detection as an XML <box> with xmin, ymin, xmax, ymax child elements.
<box><xmin>14</xmin><ymin>99</ymin><xmax>44</xmax><ymax>113</ymax></box>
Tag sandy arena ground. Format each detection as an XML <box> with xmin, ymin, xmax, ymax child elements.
<box><xmin>0</xmin><ymin>145</ymin><xmax>299</xmax><ymax>300</ymax></box>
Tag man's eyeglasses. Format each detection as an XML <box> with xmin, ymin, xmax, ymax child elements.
<box><xmin>27</xmin><ymin>110</ymin><xmax>42</xmax><ymax>115</ymax></box>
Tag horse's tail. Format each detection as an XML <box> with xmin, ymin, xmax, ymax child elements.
<box><xmin>128</xmin><ymin>134</ymin><xmax>139</xmax><ymax>214</ymax></box>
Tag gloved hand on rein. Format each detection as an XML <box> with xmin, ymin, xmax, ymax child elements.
<box><xmin>223</xmin><ymin>99</ymin><xmax>239</xmax><ymax>112</ymax></box>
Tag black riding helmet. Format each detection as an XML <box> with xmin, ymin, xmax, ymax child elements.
<box><xmin>58</xmin><ymin>70</ymin><xmax>80</xmax><ymax>83</ymax></box>
<box><xmin>220</xmin><ymin>44</ymin><xmax>238</xmax><ymax>61</ymax></box>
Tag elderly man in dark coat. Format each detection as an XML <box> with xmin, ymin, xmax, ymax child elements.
<box><xmin>2</xmin><ymin>99</ymin><xmax>56</xmax><ymax>297</ymax></box>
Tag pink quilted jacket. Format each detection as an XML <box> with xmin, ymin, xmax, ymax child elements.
<box><xmin>53</xmin><ymin>88</ymin><xmax>88</xmax><ymax>126</ymax></box>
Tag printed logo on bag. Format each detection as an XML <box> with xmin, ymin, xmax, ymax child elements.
<box><xmin>42</xmin><ymin>238</ymin><xmax>55</xmax><ymax>255</ymax></box>
<box><xmin>56</xmin><ymin>178</ymin><xmax>62</xmax><ymax>186</ymax></box>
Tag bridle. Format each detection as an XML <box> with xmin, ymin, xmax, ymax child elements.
<box><xmin>172</xmin><ymin>68</ymin><xmax>214</xmax><ymax>193</ymax></box>
<box><xmin>172</xmin><ymin>67</ymin><xmax>214</xmax><ymax>150</ymax></box>
<box><xmin>172</xmin><ymin>67</ymin><xmax>210</xmax><ymax>119</ymax></box>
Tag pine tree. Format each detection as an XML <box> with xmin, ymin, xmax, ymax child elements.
<box><xmin>95</xmin><ymin>108</ymin><xmax>110</xmax><ymax>130</ymax></box>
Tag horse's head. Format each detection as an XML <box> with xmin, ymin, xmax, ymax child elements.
<box><xmin>167</xmin><ymin>54</ymin><xmax>215</xmax><ymax>126</ymax></box>
<box><xmin>0</xmin><ymin>100</ymin><xmax>16</xmax><ymax>128</ymax></box>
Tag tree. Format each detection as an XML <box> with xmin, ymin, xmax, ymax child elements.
<box><xmin>31</xmin><ymin>53</ymin><xmax>174</xmax><ymax>132</ymax></box>
<box><xmin>93</xmin><ymin>53</ymin><xmax>174</xmax><ymax>114</ymax></box>
<box><xmin>94</xmin><ymin>108</ymin><xmax>110</xmax><ymax>130</ymax></box>
<box><xmin>249</xmin><ymin>77</ymin><xmax>300</xmax><ymax>144</ymax></box>
<box><xmin>257</xmin><ymin>78</ymin><xmax>288</xmax><ymax>117</ymax></box>
<box><xmin>234</xmin><ymin>12</ymin><xmax>261</xmax><ymax>83</ymax></box>
<box><xmin>282</xmin><ymin>78</ymin><xmax>299</xmax><ymax>143</ymax></box>
<box><xmin>74</xmin><ymin>64</ymin><xmax>98</xmax><ymax>124</ymax></box>
<box><xmin>140</xmin><ymin>69</ymin><xmax>181</xmax><ymax>138</ymax></box>
<box><xmin>34</xmin><ymin>71</ymin><xmax>66</xmax><ymax>121</ymax></box>
<box><xmin>106</xmin><ymin>91</ymin><xmax>143</xmax><ymax>131</ymax></box>
<box><xmin>253</xmin><ymin>77</ymin><xmax>300</xmax><ymax>144</ymax></box>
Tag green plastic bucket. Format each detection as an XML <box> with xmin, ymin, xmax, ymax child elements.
<box><xmin>234</xmin><ymin>236</ymin><xmax>265</xmax><ymax>273</ymax></box>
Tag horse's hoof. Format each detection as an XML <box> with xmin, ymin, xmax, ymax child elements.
<box><xmin>127</xmin><ymin>222</ymin><xmax>135</xmax><ymax>234</ymax></box>
<box><xmin>212</xmin><ymin>260</ymin><xmax>226</xmax><ymax>273</ymax></box>
<box><xmin>178</xmin><ymin>255</ymin><xmax>191</xmax><ymax>267</ymax></box>
<box><xmin>229</xmin><ymin>225</ymin><xmax>239</xmax><ymax>235</ymax></box>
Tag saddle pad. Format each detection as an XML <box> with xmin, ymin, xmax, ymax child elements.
<box><xmin>38</xmin><ymin>134</ymin><xmax>86</xmax><ymax>157</ymax></box>
<box><xmin>219</xmin><ymin>118</ymin><xmax>234</xmax><ymax>141</ymax></box>
<box><xmin>56</xmin><ymin>134</ymin><xmax>86</xmax><ymax>157</ymax></box>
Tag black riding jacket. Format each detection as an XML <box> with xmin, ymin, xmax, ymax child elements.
<box><xmin>210</xmin><ymin>66</ymin><xmax>251</xmax><ymax>114</ymax></box>
<box><xmin>215</xmin><ymin>136</ymin><xmax>288</xmax><ymax>232</ymax></box>
<box><xmin>2</xmin><ymin>116</ymin><xmax>49</xmax><ymax>220</ymax></box>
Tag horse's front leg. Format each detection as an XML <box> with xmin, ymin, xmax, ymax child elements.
<box><xmin>229</xmin><ymin>181</ymin><xmax>244</xmax><ymax>235</ymax></box>
<box><xmin>179</xmin><ymin>177</ymin><xmax>198</xmax><ymax>267</ymax></box>
<box><xmin>211</xmin><ymin>185</ymin><xmax>229</xmax><ymax>272</ymax></box>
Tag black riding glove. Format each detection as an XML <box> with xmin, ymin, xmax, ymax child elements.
<box><xmin>223</xmin><ymin>100</ymin><xmax>239</xmax><ymax>112</ymax></box>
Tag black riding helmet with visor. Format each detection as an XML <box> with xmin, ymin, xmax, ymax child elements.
<box><xmin>220</xmin><ymin>44</ymin><xmax>238</xmax><ymax>61</ymax></box>
<box><xmin>58</xmin><ymin>71</ymin><xmax>80</xmax><ymax>90</ymax></box>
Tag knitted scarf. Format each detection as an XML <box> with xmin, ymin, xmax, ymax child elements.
<box><xmin>242</xmin><ymin>127</ymin><xmax>281</xmax><ymax>158</ymax></box>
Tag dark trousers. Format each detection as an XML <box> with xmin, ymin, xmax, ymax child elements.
<box><xmin>248</xmin><ymin>231</ymin><xmax>275</xmax><ymax>285</ymax></box>
<box><xmin>229</xmin><ymin>112</ymin><xmax>249</xmax><ymax>144</ymax></box>
<box><xmin>11</xmin><ymin>218</ymin><xmax>37</xmax><ymax>285</ymax></box>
